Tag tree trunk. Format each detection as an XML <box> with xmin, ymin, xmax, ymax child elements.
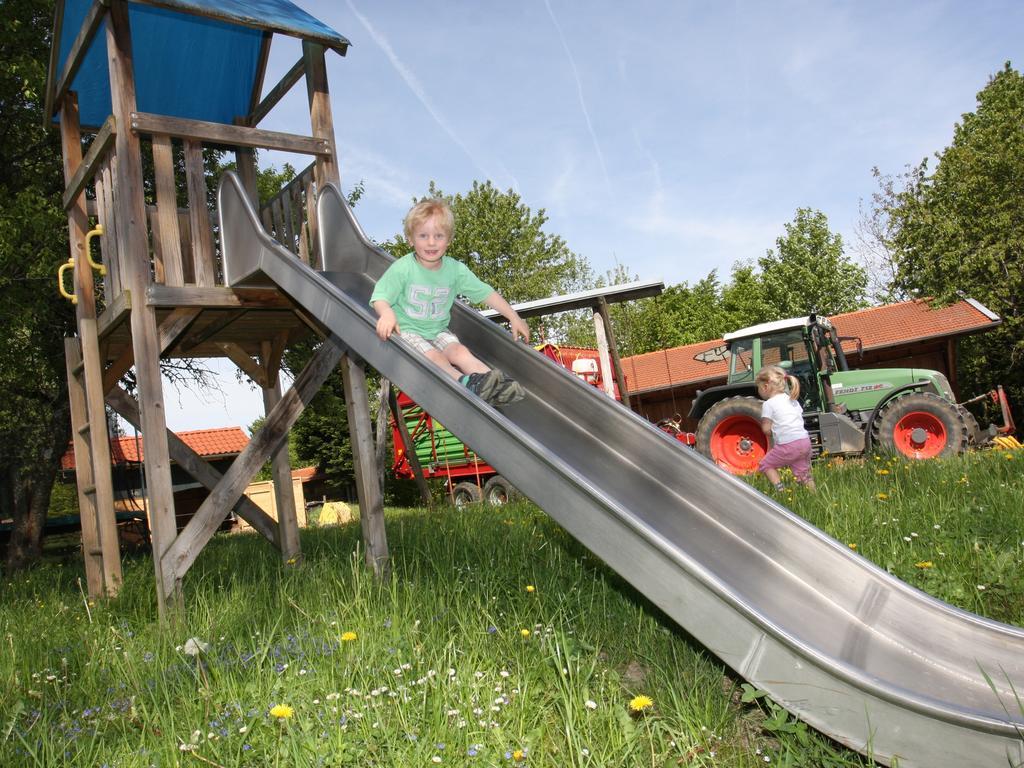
<box><xmin>2</xmin><ymin>400</ymin><xmax>71</xmax><ymax>573</ymax></box>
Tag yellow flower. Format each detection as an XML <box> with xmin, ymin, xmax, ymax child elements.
<box><xmin>520</xmin><ymin>628</ymin><xmax>531</xmax><ymax>637</ymax></box>
<box><xmin>876</xmin><ymin>493</ymin><xmax>888</xmax><ymax>500</ymax></box>
<box><xmin>629</xmin><ymin>694</ymin><xmax>654</xmax><ymax>713</ymax></box>
<box><xmin>848</xmin><ymin>543</ymin><xmax>857</xmax><ymax>550</ymax></box>
<box><xmin>876</xmin><ymin>469</ymin><xmax>889</xmax><ymax>475</ymax></box>
<box><xmin>341</xmin><ymin>631</ymin><xmax>357</xmax><ymax>642</ymax></box>
<box><xmin>525</xmin><ymin>585</ymin><xmax>536</xmax><ymax>593</ymax></box>
<box><xmin>512</xmin><ymin>749</ymin><xmax>525</xmax><ymax>761</ymax></box>
<box><xmin>269</xmin><ymin>704</ymin><xmax>294</xmax><ymax>719</ymax></box>
<box><xmin>915</xmin><ymin>561</ymin><xmax>934</xmax><ymax>569</ymax></box>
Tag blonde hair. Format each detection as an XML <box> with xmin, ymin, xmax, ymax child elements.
<box><xmin>755</xmin><ymin>365</ymin><xmax>800</xmax><ymax>400</ymax></box>
<box><xmin>403</xmin><ymin>198</ymin><xmax>454</xmax><ymax>242</ymax></box>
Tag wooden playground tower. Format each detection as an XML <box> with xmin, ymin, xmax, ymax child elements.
<box><xmin>47</xmin><ymin>0</ymin><xmax>386</xmax><ymax>618</ymax></box>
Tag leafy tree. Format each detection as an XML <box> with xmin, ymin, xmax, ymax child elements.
<box><xmin>875</xmin><ymin>62</ymin><xmax>1024</xmax><ymax>421</ymax></box>
<box><xmin>0</xmin><ymin>0</ymin><xmax>77</xmax><ymax>572</ymax></box>
<box><xmin>757</xmin><ymin>207</ymin><xmax>868</xmax><ymax>318</ymax></box>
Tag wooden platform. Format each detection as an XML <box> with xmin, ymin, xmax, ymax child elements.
<box><xmin>96</xmin><ymin>286</ymin><xmax>321</xmax><ymax>361</ymax></box>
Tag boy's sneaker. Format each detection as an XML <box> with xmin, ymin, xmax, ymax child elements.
<box><xmin>489</xmin><ymin>369</ymin><xmax>526</xmax><ymax>406</ymax></box>
<box><xmin>462</xmin><ymin>369</ymin><xmax>502</xmax><ymax>402</ymax></box>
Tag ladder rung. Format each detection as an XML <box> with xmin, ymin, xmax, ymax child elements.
<box><xmin>77</xmin><ymin>423</ymin><xmax>91</xmax><ymax>435</ymax></box>
<box><xmin>82</xmin><ymin>484</ymin><xmax>96</xmax><ymax>495</ymax></box>
<box><xmin>86</xmin><ymin>548</ymin><xmax>103</xmax><ymax>556</ymax></box>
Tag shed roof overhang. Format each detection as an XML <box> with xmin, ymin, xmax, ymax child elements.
<box><xmin>48</xmin><ymin>0</ymin><xmax>350</xmax><ymax>129</ymax></box>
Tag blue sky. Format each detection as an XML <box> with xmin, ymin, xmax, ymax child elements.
<box><xmin>162</xmin><ymin>0</ymin><xmax>1023</xmax><ymax>432</ymax></box>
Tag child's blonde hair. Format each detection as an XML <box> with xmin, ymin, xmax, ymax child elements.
<box><xmin>404</xmin><ymin>198</ymin><xmax>454</xmax><ymax>242</ymax></box>
<box><xmin>755</xmin><ymin>365</ymin><xmax>800</xmax><ymax>400</ymax></box>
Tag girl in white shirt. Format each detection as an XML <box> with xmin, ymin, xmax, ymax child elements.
<box><xmin>755</xmin><ymin>365</ymin><xmax>816</xmax><ymax>492</ymax></box>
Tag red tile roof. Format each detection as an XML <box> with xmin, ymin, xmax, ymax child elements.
<box><xmin>62</xmin><ymin>426</ymin><xmax>250</xmax><ymax>471</ymax></box>
<box><xmin>621</xmin><ymin>299</ymin><xmax>1000</xmax><ymax>395</ymax></box>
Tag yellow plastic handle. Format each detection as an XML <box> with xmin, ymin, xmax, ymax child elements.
<box><xmin>85</xmin><ymin>224</ymin><xmax>106</xmax><ymax>276</ymax></box>
<box><xmin>58</xmin><ymin>258</ymin><xmax>78</xmax><ymax>304</ymax></box>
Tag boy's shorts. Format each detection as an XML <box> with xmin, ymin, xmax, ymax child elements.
<box><xmin>399</xmin><ymin>329</ymin><xmax>460</xmax><ymax>355</ymax></box>
<box><xmin>759</xmin><ymin>436</ymin><xmax>812</xmax><ymax>483</ymax></box>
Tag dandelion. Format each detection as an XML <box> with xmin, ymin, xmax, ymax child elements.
<box><xmin>525</xmin><ymin>585</ymin><xmax>536</xmax><ymax>593</ymax></box>
<box><xmin>848</xmin><ymin>543</ymin><xmax>857</xmax><ymax>550</ymax></box>
<box><xmin>269</xmin><ymin>704</ymin><xmax>294</xmax><ymax>719</ymax></box>
<box><xmin>914</xmin><ymin>561</ymin><xmax>934</xmax><ymax>569</ymax></box>
<box><xmin>520</xmin><ymin>628</ymin><xmax>531</xmax><ymax>637</ymax></box>
<box><xmin>341</xmin><ymin>631</ymin><xmax>357</xmax><ymax>642</ymax></box>
<box><xmin>629</xmin><ymin>694</ymin><xmax>654</xmax><ymax>713</ymax></box>
<box><xmin>877</xmin><ymin>493</ymin><xmax>888</xmax><ymax>501</ymax></box>
<box><xmin>876</xmin><ymin>469</ymin><xmax>890</xmax><ymax>475</ymax></box>
<box><xmin>512</xmin><ymin>749</ymin><xmax>525</xmax><ymax>761</ymax></box>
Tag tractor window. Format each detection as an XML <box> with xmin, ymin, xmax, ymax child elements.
<box><xmin>730</xmin><ymin>343</ymin><xmax>754</xmax><ymax>381</ymax></box>
<box><xmin>760</xmin><ymin>329</ymin><xmax>819</xmax><ymax>410</ymax></box>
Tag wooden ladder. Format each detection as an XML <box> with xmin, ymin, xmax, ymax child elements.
<box><xmin>64</xmin><ymin>322</ymin><xmax>122</xmax><ymax>598</ymax></box>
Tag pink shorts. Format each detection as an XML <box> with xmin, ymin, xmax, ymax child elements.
<box><xmin>759</xmin><ymin>436</ymin><xmax>812</xmax><ymax>483</ymax></box>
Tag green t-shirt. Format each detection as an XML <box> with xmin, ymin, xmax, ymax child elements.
<box><xmin>370</xmin><ymin>253</ymin><xmax>494</xmax><ymax>340</ymax></box>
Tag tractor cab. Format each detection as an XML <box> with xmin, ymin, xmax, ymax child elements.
<box><xmin>717</xmin><ymin>315</ymin><xmax>849</xmax><ymax>413</ymax></box>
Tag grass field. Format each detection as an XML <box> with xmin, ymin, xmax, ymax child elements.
<box><xmin>1</xmin><ymin>449</ymin><xmax>1021</xmax><ymax>767</ymax></box>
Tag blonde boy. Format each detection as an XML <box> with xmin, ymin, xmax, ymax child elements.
<box><xmin>371</xmin><ymin>198</ymin><xmax>528</xmax><ymax>406</ymax></box>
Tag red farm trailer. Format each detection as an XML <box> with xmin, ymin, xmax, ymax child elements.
<box><xmin>389</xmin><ymin>344</ymin><xmax>693</xmax><ymax>505</ymax></box>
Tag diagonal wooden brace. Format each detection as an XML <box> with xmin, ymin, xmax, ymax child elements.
<box><xmin>105</xmin><ymin>385</ymin><xmax>281</xmax><ymax>547</ymax></box>
<box><xmin>158</xmin><ymin>336</ymin><xmax>346</xmax><ymax>593</ymax></box>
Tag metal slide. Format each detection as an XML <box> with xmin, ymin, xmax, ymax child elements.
<box><xmin>218</xmin><ymin>173</ymin><xmax>1024</xmax><ymax>768</ymax></box>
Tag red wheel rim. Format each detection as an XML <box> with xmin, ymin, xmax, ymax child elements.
<box><xmin>710</xmin><ymin>415</ymin><xmax>767</xmax><ymax>474</ymax></box>
<box><xmin>892</xmin><ymin>411</ymin><xmax>947</xmax><ymax>459</ymax></box>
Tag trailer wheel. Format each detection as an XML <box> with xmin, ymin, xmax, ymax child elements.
<box><xmin>695</xmin><ymin>397</ymin><xmax>768</xmax><ymax>475</ymax></box>
<box><xmin>483</xmin><ymin>476</ymin><xmax>518</xmax><ymax>506</ymax></box>
<box><xmin>875</xmin><ymin>393</ymin><xmax>966</xmax><ymax>459</ymax></box>
<box><xmin>451</xmin><ymin>481</ymin><xmax>483</xmax><ymax>508</ymax></box>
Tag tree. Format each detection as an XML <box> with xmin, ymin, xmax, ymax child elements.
<box><xmin>0</xmin><ymin>0</ymin><xmax>77</xmax><ymax>571</ymax></box>
<box><xmin>876</xmin><ymin>62</ymin><xmax>1024</xmax><ymax>421</ymax></box>
<box><xmin>757</xmin><ymin>208</ymin><xmax>868</xmax><ymax>318</ymax></box>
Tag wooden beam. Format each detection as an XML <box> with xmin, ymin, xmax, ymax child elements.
<box><xmin>261</xmin><ymin>369</ymin><xmax>300</xmax><ymax>563</ymax></box>
<box><xmin>106</xmin><ymin>386</ymin><xmax>281</xmax><ymax>547</ymax></box>
<box><xmin>265</xmin><ymin>330</ymin><xmax>289</xmax><ymax>390</ymax></box>
<box><xmin>184</xmin><ymin>139</ymin><xmax>216</xmax><ymax>287</ymax></box>
<box><xmin>157</xmin><ymin>307</ymin><xmax>202</xmax><ymax>355</ymax></box>
<box><xmin>303</xmin><ymin>42</ymin><xmax>340</xmax><ymax>187</ymax></box>
<box><xmin>246</xmin><ymin>32</ymin><xmax>273</xmax><ymax>122</ymax></box>
<box><xmin>62</xmin><ymin>115</ymin><xmax>116</xmax><ymax>211</ymax></box>
<box><xmin>147</xmin><ymin>285</ymin><xmax>295</xmax><ymax>309</ymax></box>
<box><xmin>49</xmin><ymin>0</ymin><xmax>108</xmax><ymax>122</ymax></box>
<box><xmin>151</xmin><ymin>135</ymin><xmax>185</xmax><ymax>285</ymax></box>
<box><xmin>343</xmin><ymin>355</ymin><xmax>389</xmax><ymax>576</ymax></box>
<box><xmin>216</xmin><ymin>341</ymin><xmax>268</xmax><ymax>389</ymax></box>
<box><xmin>44</xmin><ymin>0</ymin><xmax>67</xmax><ymax>126</ymax></box>
<box><xmin>131</xmin><ymin>112</ymin><xmax>331</xmax><ymax>156</ymax></box>
<box><xmin>107</xmin><ymin>0</ymin><xmax>179</xmax><ymax>617</ymax></box>
<box><xmin>178</xmin><ymin>309</ymin><xmax>249</xmax><ymax>353</ymax></box>
<box><xmin>250</xmin><ymin>56</ymin><xmax>305</xmax><ymax>127</ymax></box>
<box><xmin>596</xmin><ymin>297</ymin><xmax>631</xmax><ymax>409</ymax></box>
<box><xmin>159</xmin><ymin>337</ymin><xmax>346</xmax><ymax>590</ymax></box>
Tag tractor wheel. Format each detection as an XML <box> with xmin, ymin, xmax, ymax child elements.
<box><xmin>450</xmin><ymin>481</ymin><xmax>483</xmax><ymax>508</ymax></box>
<box><xmin>695</xmin><ymin>397</ymin><xmax>768</xmax><ymax>475</ymax></box>
<box><xmin>483</xmin><ymin>475</ymin><xmax>518</xmax><ymax>506</ymax></box>
<box><xmin>874</xmin><ymin>393</ymin><xmax>967</xmax><ymax>459</ymax></box>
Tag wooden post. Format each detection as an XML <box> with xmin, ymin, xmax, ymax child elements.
<box><xmin>343</xmin><ymin>354</ymin><xmax>389</xmax><ymax>576</ymax></box>
<box><xmin>596</xmin><ymin>297</ymin><xmax>631</xmax><ymax>408</ymax></box>
<box><xmin>592</xmin><ymin>308</ymin><xmax>615</xmax><ymax>399</ymax></box>
<box><xmin>305</xmin><ymin>40</ymin><xmax>389</xmax><ymax>573</ymax></box>
<box><xmin>261</xmin><ymin>342</ymin><xmax>301</xmax><ymax>563</ymax></box>
<box><xmin>106</xmin><ymin>0</ymin><xmax>179</xmax><ymax>616</ymax></box>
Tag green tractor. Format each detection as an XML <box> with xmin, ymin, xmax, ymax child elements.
<box><xmin>688</xmin><ymin>314</ymin><xmax>1013</xmax><ymax>474</ymax></box>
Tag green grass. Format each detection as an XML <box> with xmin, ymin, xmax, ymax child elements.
<box><xmin>1</xmin><ymin>449</ymin><xmax>1022</xmax><ymax>767</ymax></box>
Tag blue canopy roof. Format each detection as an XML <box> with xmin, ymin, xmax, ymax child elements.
<box><xmin>53</xmin><ymin>0</ymin><xmax>350</xmax><ymax>128</ymax></box>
